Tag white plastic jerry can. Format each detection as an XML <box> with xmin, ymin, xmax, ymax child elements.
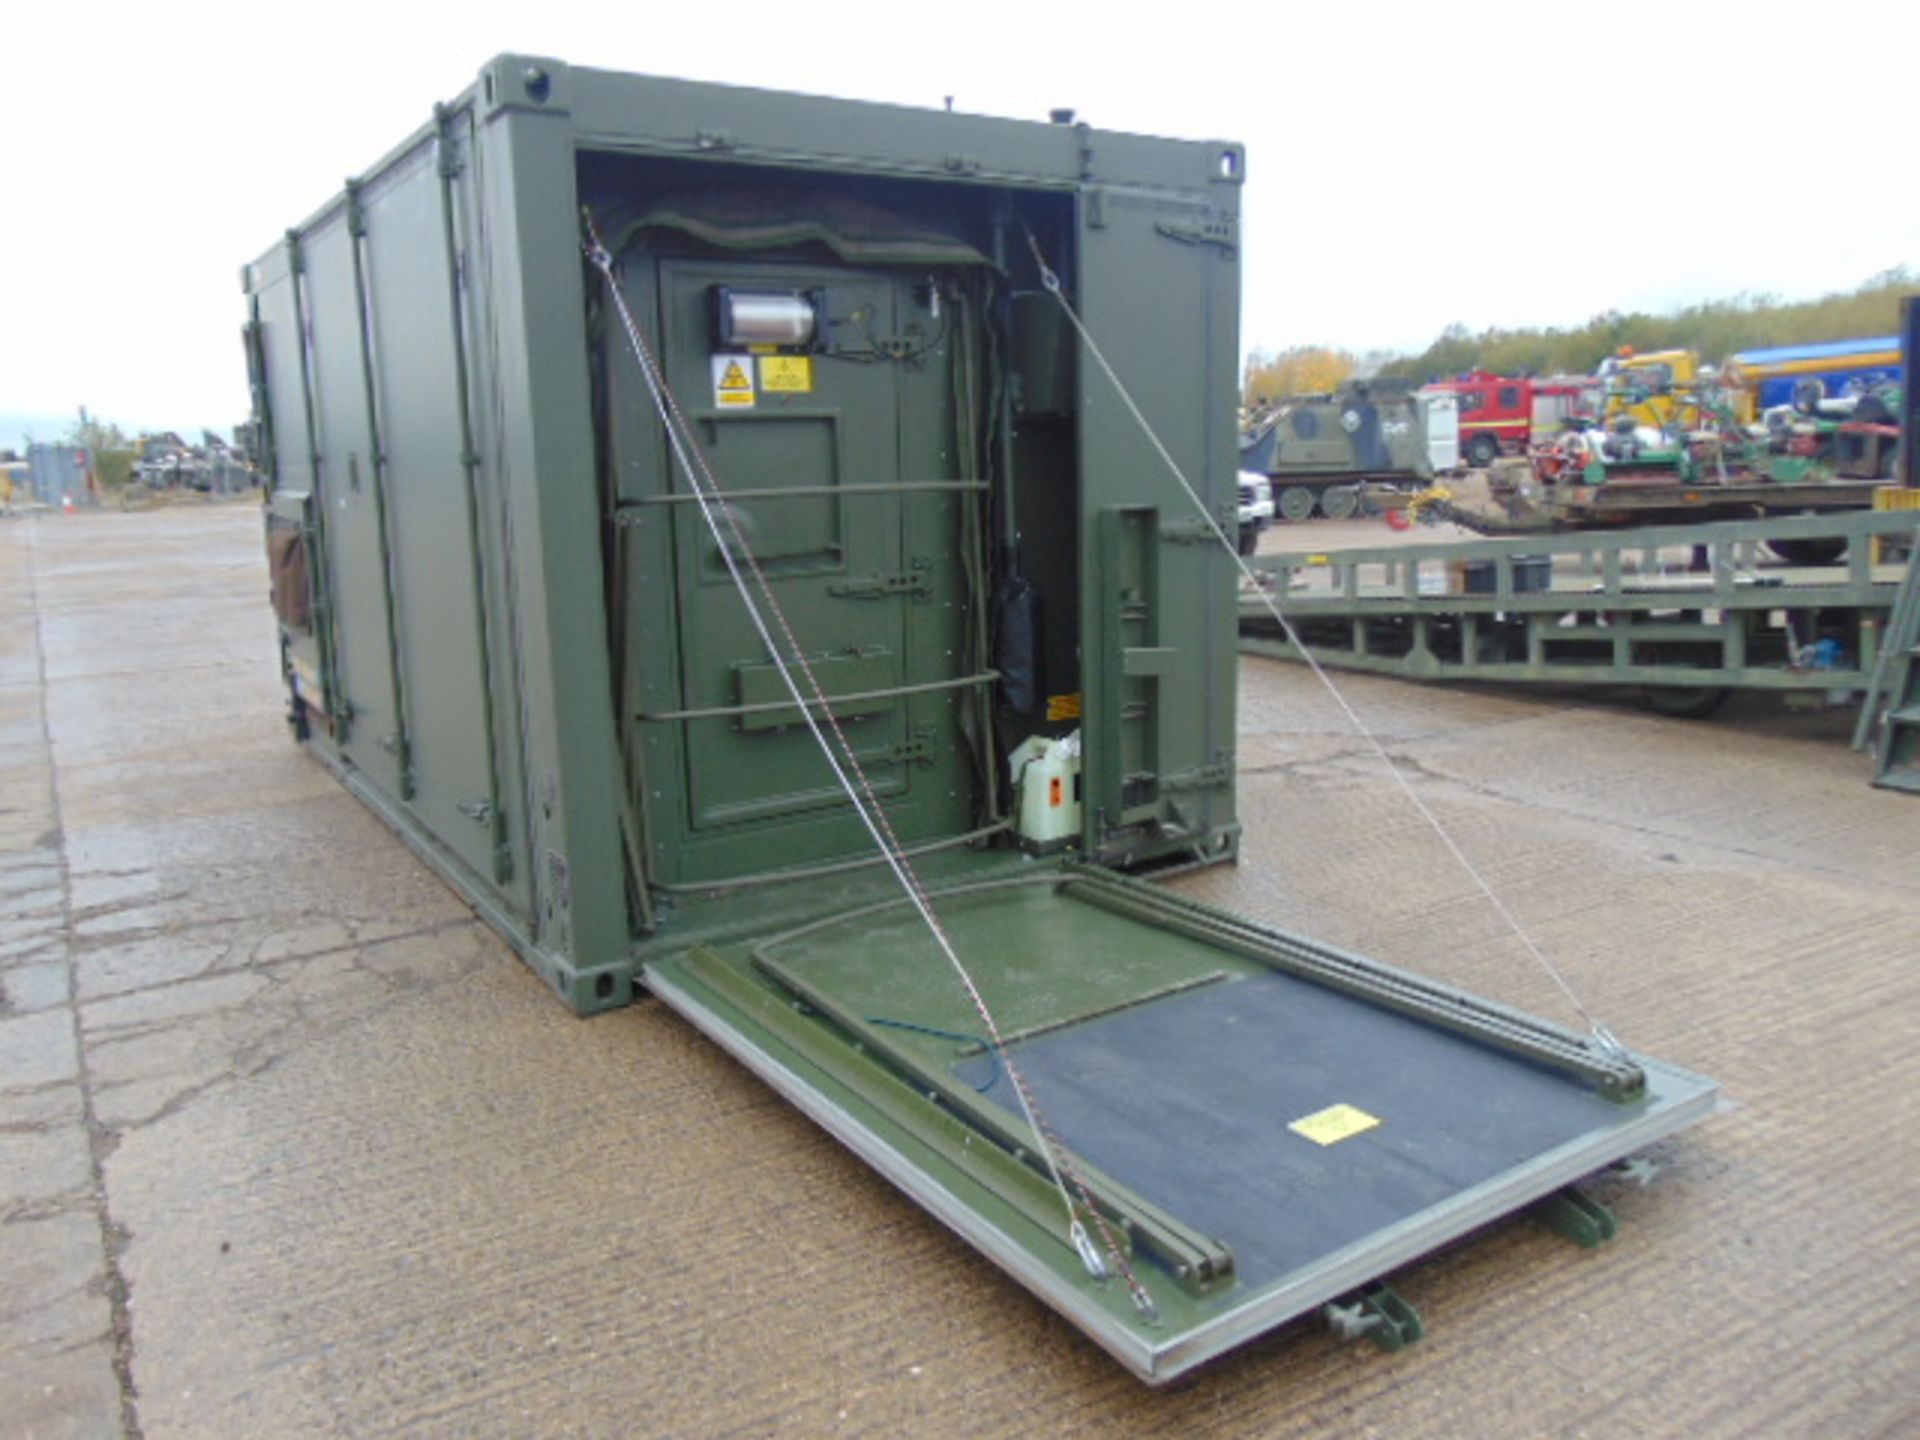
<box><xmin>1007</xmin><ymin>730</ymin><xmax>1081</xmax><ymax>852</ymax></box>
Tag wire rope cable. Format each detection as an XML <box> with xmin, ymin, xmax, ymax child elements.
<box><xmin>1019</xmin><ymin>226</ymin><xmax>1625</xmax><ymax>1060</ymax></box>
<box><xmin>583</xmin><ymin>215</ymin><xmax>1160</xmax><ymax>1321</ymax></box>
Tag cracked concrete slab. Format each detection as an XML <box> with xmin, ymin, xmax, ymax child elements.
<box><xmin>4</xmin><ymin>501</ymin><xmax>1919</xmax><ymax>1440</ymax></box>
<box><xmin>0</xmin><ymin>1212</ymin><xmax>120</xmax><ymax>1439</ymax></box>
<box><xmin>1</xmin><ymin>961</ymin><xmax>72</xmax><ymax>1013</ymax></box>
<box><xmin>0</xmin><ymin>1010</ymin><xmax>80</xmax><ymax>1091</ymax></box>
<box><xmin>0</xmin><ymin>1123</ymin><xmax>93</xmax><ymax>1210</ymax></box>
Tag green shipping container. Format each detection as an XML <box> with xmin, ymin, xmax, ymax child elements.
<box><xmin>245</xmin><ymin>56</ymin><xmax>1713</xmax><ymax>1382</ymax></box>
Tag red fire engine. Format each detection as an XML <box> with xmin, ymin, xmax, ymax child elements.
<box><xmin>1422</xmin><ymin>372</ymin><xmax>1603</xmax><ymax>467</ymax></box>
<box><xmin>1422</xmin><ymin>372</ymin><xmax>1530</xmax><ymax>467</ymax></box>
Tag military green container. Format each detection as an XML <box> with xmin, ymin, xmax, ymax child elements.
<box><xmin>245</xmin><ymin>57</ymin><xmax>1713</xmax><ymax>1383</ymax></box>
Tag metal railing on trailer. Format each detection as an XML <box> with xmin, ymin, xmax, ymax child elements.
<box><xmin>1237</xmin><ymin>510</ymin><xmax>1918</xmax><ymax>707</ymax></box>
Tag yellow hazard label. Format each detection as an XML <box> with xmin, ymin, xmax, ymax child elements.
<box><xmin>1046</xmin><ymin>692</ymin><xmax>1082</xmax><ymax>722</ymax></box>
<box><xmin>1288</xmin><ymin>1103</ymin><xmax>1381</xmax><ymax>1147</ymax></box>
<box><xmin>760</xmin><ymin>355</ymin><xmax>813</xmax><ymax>393</ymax></box>
<box><xmin>713</xmin><ymin>354</ymin><xmax>756</xmax><ymax>408</ymax></box>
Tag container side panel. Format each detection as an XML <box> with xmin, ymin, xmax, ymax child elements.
<box><xmin>253</xmin><ymin>264</ymin><xmax>314</xmax><ymax>500</ymax></box>
<box><xmin>469</xmin><ymin>104</ymin><xmax>626</xmax><ymax>993</ymax></box>
<box><xmin>300</xmin><ymin>217</ymin><xmax>403</xmax><ymax>789</ymax></box>
<box><xmin>1076</xmin><ymin>188</ymin><xmax>1240</xmax><ymax>861</ymax></box>
<box><xmin>450</xmin><ymin>117</ymin><xmax>533</xmax><ymax>920</ymax></box>
<box><xmin>252</xmin><ymin>261</ymin><xmax>328</xmax><ymax>709</ymax></box>
<box><xmin>360</xmin><ymin>148</ymin><xmax>511</xmax><ymax>894</ymax></box>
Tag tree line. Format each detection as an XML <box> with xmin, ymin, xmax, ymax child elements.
<box><xmin>1245</xmin><ymin>269</ymin><xmax>1915</xmax><ymax>404</ymax></box>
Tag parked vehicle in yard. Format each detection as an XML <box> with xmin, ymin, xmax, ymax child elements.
<box><xmin>1727</xmin><ymin>336</ymin><xmax>1902</xmax><ymax>422</ymax></box>
<box><xmin>1239</xmin><ymin>380</ymin><xmax>1452</xmax><ymax>521</ymax></box>
<box><xmin>1237</xmin><ymin>469</ymin><xmax>1276</xmax><ymax>553</ymax></box>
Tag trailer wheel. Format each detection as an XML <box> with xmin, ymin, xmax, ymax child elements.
<box><xmin>1320</xmin><ymin>485</ymin><xmax>1360</xmax><ymax>520</ymax></box>
<box><xmin>1465</xmin><ymin>434</ymin><xmax>1499</xmax><ymax>468</ymax></box>
<box><xmin>1277</xmin><ymin>486</ymin><xmax>1317</xmax><ymax>522</ymax></box>
<box><xmin>1765</xmin><ymin>536</ymin><xmax>1847</xmax><ymax>566</ymax></box>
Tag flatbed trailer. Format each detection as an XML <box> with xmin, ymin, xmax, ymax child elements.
<box><xmin>1449</xmin><ymin>458</ymin><xmax>1891</xmax><ymax>539</ymax></box>
<box><xmin>1240</xmin><ymin>511</ymin><xmax>1917</xmax><ymax>714</ymax></box>
<box><xmin>1531</xmin><ymin>476</ymin><xmax>1888</xmax><ymax>526</ymax></box>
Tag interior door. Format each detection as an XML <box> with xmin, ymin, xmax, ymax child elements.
<box><xmin>638</xmin><ymin>258</ymin><xmax>977</xmax><ymax>880</ymax></box>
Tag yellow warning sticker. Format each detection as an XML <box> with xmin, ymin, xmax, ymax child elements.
<box><xmin>760</xmin><ymin>355</ymin><xmax>813</xmax><ymax>393</ymax></box>
<box><xmin>713</xmin><ymin>354</ymin><xmax>756</xmax><ymax>408</ymax></box>
<box><xmin>1288</xmin><ymin>1103</ymin><xmax>1381</xmax><ymax>1147</ymax></box>
<box><xmin>1046</xmin><ymin>692</ymin><xmax>1082</xmax><ymax>722</ymax></box>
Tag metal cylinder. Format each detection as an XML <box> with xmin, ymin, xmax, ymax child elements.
<box><xmin>722</xmin><ymin>291</ymin><xmax>816</xmax><ymax>347</ymax></box>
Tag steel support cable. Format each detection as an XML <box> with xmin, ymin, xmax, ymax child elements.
<box><xmin>583</xmin><ymin>217</ymin><xmax>1158</xmax><ymax>1321</ymax></box>
<box><xmin>1021</xmin><ymin>227</ymin><xmax>1626</xmax><ymax>1061</ymax></box>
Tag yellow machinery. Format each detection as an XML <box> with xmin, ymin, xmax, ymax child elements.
<box><xmin>1603</xmin><ymin>349</ymin><xmax>1701</xmax><ymax>431</ymax></box>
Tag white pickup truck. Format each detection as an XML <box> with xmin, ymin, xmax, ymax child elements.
<box><xmin>1237</xmin><ymin>469</ymin><xmax>1276</xmax><ymax>554</ymax></box>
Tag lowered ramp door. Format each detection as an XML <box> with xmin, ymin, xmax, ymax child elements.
<box><xmin>644</xmin><ymin>869</ymin><xmax>1716</xmax><ymax>1381</ymax></box>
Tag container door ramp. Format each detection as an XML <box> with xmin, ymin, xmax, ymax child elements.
<box><xmin>643</xmin><ymin>867</ymin><xmax>1716</xmax><ymax>1382</ymax></box>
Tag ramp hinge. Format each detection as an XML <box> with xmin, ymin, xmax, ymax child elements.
<box><xmin>1528</xmin><ymin>1185</ymin><xmax>1618</xmax><ymax>1248</ymax></box>
<box><xmin>1324</xmin><ymin>1281</ymin><xmax>1424</xmax><ymax>1353</ymax></box>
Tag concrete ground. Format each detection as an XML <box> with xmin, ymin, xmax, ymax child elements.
<box><xmin>3</xmin><ymin>502</ymin><xmax>1916</xmax><ymax>1438</ymax></box>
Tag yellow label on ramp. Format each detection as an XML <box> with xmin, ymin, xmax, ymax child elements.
<box><xmin>713</xmin><ymin>355</ymin><xmax>756</xmax><ymax>408</ymax></box>
<box><xmin>1288</xmin><ymin>1103</ymin><xmax>1381</xmax><ymax>1146</ymax></box>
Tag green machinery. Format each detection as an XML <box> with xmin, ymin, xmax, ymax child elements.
<box><xmin>245</xmin><ymin>57</ymin><xmax>1714</xmax><ymax>1382</ymax></box>
<box><xmin>1239</xmin><ymin>381</ymin><xmax>1437</xmax><ymax>522</ymax></box>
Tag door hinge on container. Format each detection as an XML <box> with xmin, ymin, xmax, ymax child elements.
<box><xmin>378</xmin><ymin>733</ymin><xmax>416</xmax><ymax>800</ymax></box>
<box><xmin>1160</xmin><ymin>512</ymin><xmax>1234</xmax><ymax>545</ymax></box>
<box><xmin>1162</xmin><ymin>761</ymin><xmax>1233</xmax><ymax>792</ymax></box>
<box><xmin>884</xmin><ymin>727</ymin><xmax>936</xmax><ymax>767</ymax></box>
<box><xmin>1155</xmin><ymin>217</ymin><xmax>1237</xmax><ymax>255</ymax></box>
<box><xmin>829</xmin><ymin>560</ymin><xmax>932</xmax><ymax>600</ymax></box>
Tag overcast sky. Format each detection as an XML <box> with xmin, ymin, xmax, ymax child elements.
<box><xmin>3</xmin><ymin>1</ymin><xmax>1915</xmax><ymax>448</ymax></box>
